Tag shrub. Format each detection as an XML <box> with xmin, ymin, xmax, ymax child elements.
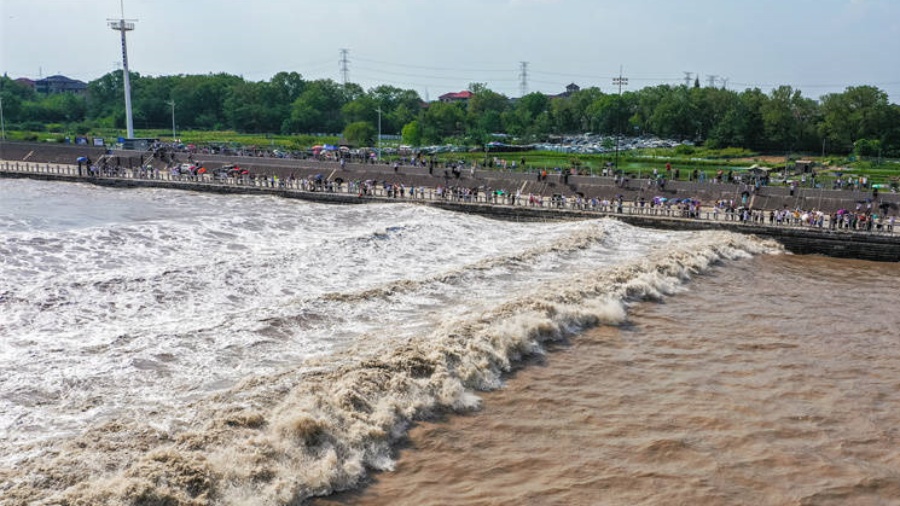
<box><xmin>674</xmin><ymin>144</ymin><xmax>695</xmax><ymax>155</ymax></box>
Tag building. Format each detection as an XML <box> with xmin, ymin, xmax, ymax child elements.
<box><xmin>438</xmin><ymin>90</ymin><xmax>474</xmax><ymax>104</ymax></box>
<box><xmin>550</xmin><ymin>83</ymin><xmax>581</xmax><ymax>99</ymax></box>
<box><xmin>14</xmin><ymin>78</ymin><xmax>35</xmax><ymax>90</ymax></box>
<box><xmin>35</xmin><ymin>75</ymin><xmax>88</xmax><ymax>95</ymax></box>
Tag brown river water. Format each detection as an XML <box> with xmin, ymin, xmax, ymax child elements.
<box><xmin>316</xmin><ymin>254</ymin><xmax>900</xmax><ymax>506</ymax></box>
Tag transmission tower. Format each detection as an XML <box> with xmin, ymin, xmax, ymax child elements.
<box><xmin>339</xmin><ymin>49</ymin><xmax>350</xmax><ymax>85</ymax></box>
<box><xmin>108</xmin><ymin>0</ymin><xmax>137</xmax><ymax>139</ymax></box>
<box><xmin>682</xmin><ymin>71</ymin><xmax>693</xmax><ymax>87</ymax></box>
<box><xmin>719</xmin><ymin>77</ymin><xmax>729</xmax><ymax>89</ymax></box>
<box><xmin>519</xmin><ymin>61</ymin><xmax>529</xmax><ymax>97</ymax></box>
<box><xmin>707</xmin><ymin>75</ymin><xmax>718</xmax><ymax>88</ymax></box>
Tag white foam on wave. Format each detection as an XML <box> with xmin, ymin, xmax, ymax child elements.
<box><xmin>0</xmin><ymin>183</ymin><xmax>783</xmax><ymax>505</ymax></box>
<box><xmin>1</xmin><ymin>182</ymin><xmax>659</xmax><ymax>462</ymax></box>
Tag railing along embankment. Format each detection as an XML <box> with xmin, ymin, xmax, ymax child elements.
<box><xmin>2</xmin><ymin>160</ymin><xmax>899</xmax><ymax>262</ymax></box>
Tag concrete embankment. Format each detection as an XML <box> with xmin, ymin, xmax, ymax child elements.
<box><xmin>428</xmin><ymin>201</ymin><xmax>900</xmax><ymax>262</ymax></box>
<box><xmin>4</xmin><ymin>140</ymin><xmax>898</xmax><ymax>213</ymax></box>
<box><xmin>3</xmin><ymin>165</ymin><xmax>899</xmax><ymax>262</ymax></box>
<box><xmin>2</xmin><ymin>140</ymin><xmax>899</xmax><ymax>262</ymax></box>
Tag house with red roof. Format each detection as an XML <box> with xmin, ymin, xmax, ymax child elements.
<box><xmin>438</xmin><ymin>90</ymin><xmax>474</xmax><ymax>104</ymax></box>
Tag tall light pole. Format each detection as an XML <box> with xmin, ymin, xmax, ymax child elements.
<box><xmin>167</xmin><ymin>100</ymin><xmax>176</xmax><ymax>142</ymax></box>
<box><xmin>612</xmin><ymin>66</ymin><xmax>629</xmax><ymax>171</ymax></box>
<box><xmin>109</xmin><ymin>0</ymin><xmax>137</xmax><ymax>139</ymax></box>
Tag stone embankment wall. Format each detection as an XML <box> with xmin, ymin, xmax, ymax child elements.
<box><xmin>428</xmin><ymin>201</ymin><xmax>900</xmax><ymax>262</ymax></box>
<box><xmin>3</xmin><ymin>141</ymin><xmax>899</xmax><ymax>262</ymax></box>
<box><xmin>4</xmin><ymin>140</ymin><xmax>897</xmax><ymax>214</ymax></box>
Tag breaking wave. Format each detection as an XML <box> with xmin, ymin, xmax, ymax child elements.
<box><xmin>2</xmin><ymin>225</ymin><xmax>781</xmax><ymax>505</ymax></box>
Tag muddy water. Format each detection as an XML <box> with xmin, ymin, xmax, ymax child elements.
<box><xmin>318</xmin><ymin>255</ymin><xmax>900</xmax><ymax>505</ymax></box>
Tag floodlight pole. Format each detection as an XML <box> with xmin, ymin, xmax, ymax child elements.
<box><xmin>109</xmin><ymin>2</ymin><xmax>137</xmax><ymax>139</ymax></box>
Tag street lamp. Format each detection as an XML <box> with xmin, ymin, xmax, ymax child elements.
<box><xmin>167</xmin><ymin>100</ymin><xmax>176</xmax><ymax>142</ymax></box>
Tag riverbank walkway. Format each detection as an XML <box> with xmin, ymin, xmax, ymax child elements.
<box><xmin>3</xmin><ymin>153</ymin><xmax>900</xmax><ymax>261</ymax></box>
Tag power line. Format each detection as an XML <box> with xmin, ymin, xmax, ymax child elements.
<box><xmin>353</xmin><ymin>55</ymin><xmax>514</xmax><ymax>74</ymax></box>
<box><xmin>531</xmin><ymin>69</ymin><xmax>673</xmax><ymax>81</ymax></box>
<box><xmin>351</xmin><ymin>73</ymin><xmax>519</xmax><ymax>96</ymax></box>
<box><xmin>353</xmin><ymin>65</ymin><xmax>518</xmax><ymax>83</ymax></box>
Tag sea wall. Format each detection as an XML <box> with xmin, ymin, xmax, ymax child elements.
<box><xmin>3</xmin><ymin>140</ymin><xmax>899</xmax><ymax>262</ymax></box>
<box><xmin>428</xmin><ymin>201</ymin><xmax>900</xmax><ymax>262</ymax></box>
<box><xmin>3</xmin><ymin>140</ymin><xmax>897</xmax><ymax>214</ymax></box>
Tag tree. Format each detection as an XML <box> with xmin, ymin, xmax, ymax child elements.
<box><xmin>504</xmin><ymin>92</ymin><xmax>551</xmax><ymax>137</ymax></box>
<box><xmin>550</xmin><ymin>87</ymin><xmax>603</xmax><ymax>134</ymax></box>
<box><xmin>401</xmin><ymin>120</ymin><xmax>423</xmax><ymax>146</ymax></box>
<box><xmin>284</xmin><ymin>79</ymin><xmax>347</xmax><ymax>134</ymax></box>
<box><xmin>762</xmin><ymin>85</ymin><xmax>809</xmax><ymax>152</ymax></box>
<box><xmin>343</xmin><ymin>121</ymin><xmax>376</xmax><ymax>146</ymax></box>
<box><xmin>854</xmin><ymin>138</ymin><xmax>882</xmax><ymax>158</ymax></box>
<box><xmin>648</xmin><ymin>87</ymin><xmax>697</xmax><ymax>139</ymax></box>
<box><xmin>268</xmin><ymin>71</ymin><xmax>306</xmax><ymax>104</ymax></box>
<box><xmin>86</xmin><ymin>71</ymin><xmax>133</xmax><ymax>124</ymax></box>
<box><xmin>368</xmin><ymin>85</ymin><xmax>423</xmax><ymax>134</ymax></box>
<box><xmin>341</xmin><ymin>95</ymin><xmax>376</xmax><ymax>125</ymax></box>
<box><xmin>820</xmin><ymin>86</ymin><xmax>892</xmax><ymax>153</ymax></box>
<box><xmin>464</xmin><ymin>85</ymin><xmax>508</xmax><ymax>139</ymax></box>
<box><xmin>420</xmin><ymin>101</ymin><xmax>466</xmax><ymax>143</ymax></box>
<box><xmin>224</xmin><ymin>80</ymin><xmax>269</xmax><ymax>133</ymax></box>
<box><xmin>707</xmin><ymin>92</ymin><xmax>756</xmax><ymax>149</ymax></box>
<box><xmin>0</xmin><ymin>76</ymin><xmax>34</xmax><ymax>123</ymax></box>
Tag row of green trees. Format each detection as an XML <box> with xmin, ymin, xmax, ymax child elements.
<box><xmin>1</xmin><ymin>72</ymin><xmax>898</xmax><ymax>156</ymax></box>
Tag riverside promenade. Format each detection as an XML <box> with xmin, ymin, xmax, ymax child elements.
<box><xmin>2</xmin><ymin>142</ymin><xmax>899</xmax><ymax>262</ymax></box>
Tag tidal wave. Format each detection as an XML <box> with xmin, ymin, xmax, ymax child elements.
<box><xmin>2</xmin><ymin>201</ymin><xmax>780</xmax><ymax>505</ymax></box>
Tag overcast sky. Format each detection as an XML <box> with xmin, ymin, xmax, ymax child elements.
<box><xmin>2</xmin><ymin>0</ymin><xmax>899</xmax><ymax>102</ymax></box>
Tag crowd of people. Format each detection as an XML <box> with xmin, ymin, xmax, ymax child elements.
<box><xmin>10</xmin><ymin>150</ymin><xmax>900</xmax><ymax>237</ymax></box>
